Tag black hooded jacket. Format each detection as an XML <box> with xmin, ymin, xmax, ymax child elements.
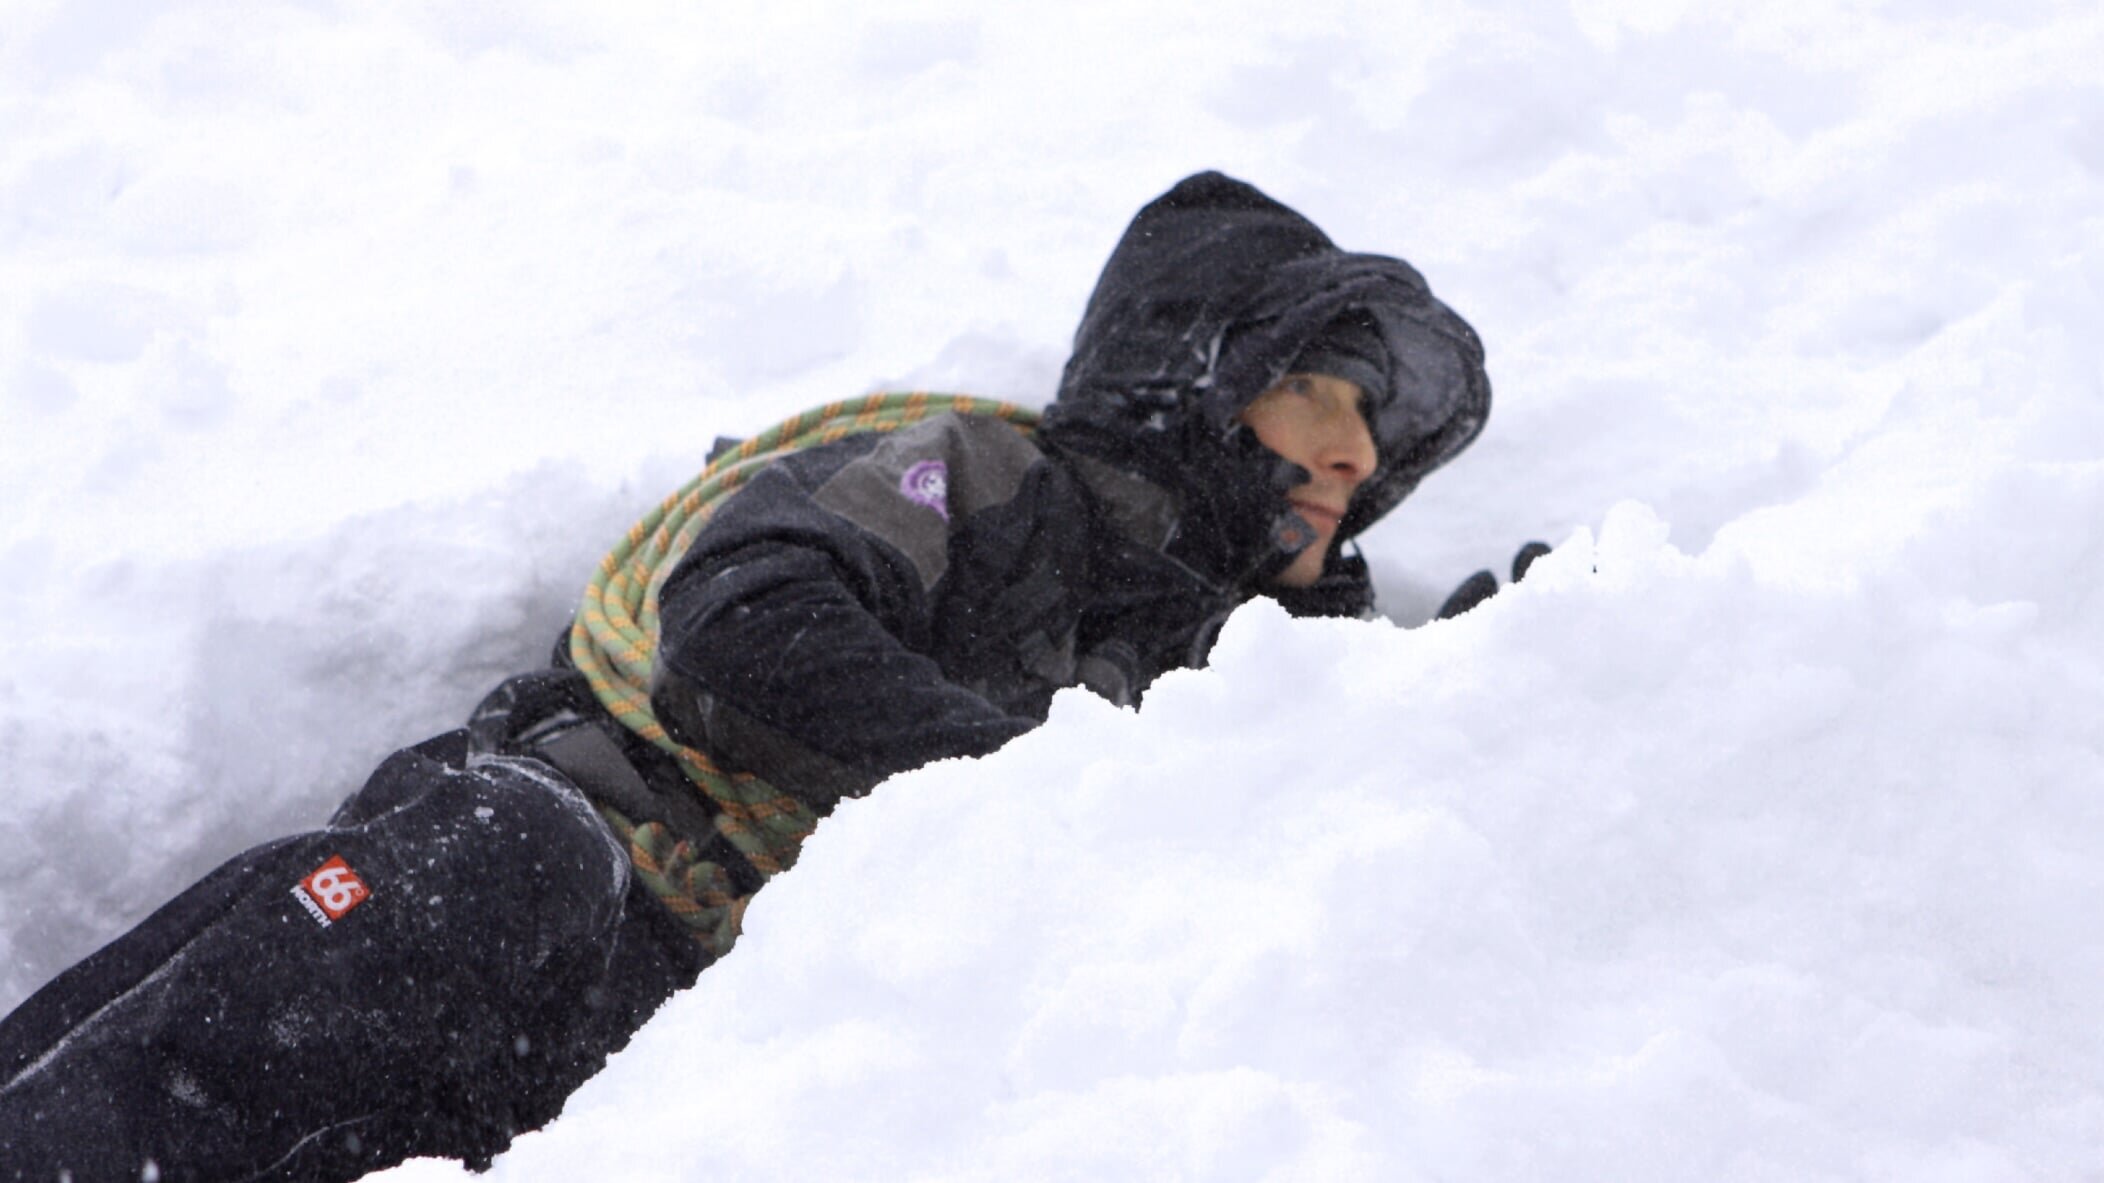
<box><xmin>649</xmin><ymin>172</ymin><xmax>1491</xmax><ymax>820</ymax></box>
<box><xmin>1044</xmin><ymin>171</ymin><xmax>1491</xmax><ymax>585</ymax></box>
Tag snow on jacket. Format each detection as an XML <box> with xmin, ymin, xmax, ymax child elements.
<box><xmin>649</xmin><ymin>171</ymin><xmax>1492</xmax><ymax>821</ymax></box>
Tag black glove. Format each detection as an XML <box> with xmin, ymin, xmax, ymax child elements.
<box><xmin>1436</xmin><ymin>541</ymin><xmax>1550</xmax><ymax>620</ymax></box>
<box><xmin>1512</xmin><ymin>541</ymin><xmax>1551</xmax><ymax>583</ymax></box>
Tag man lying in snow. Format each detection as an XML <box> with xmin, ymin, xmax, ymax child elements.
<box><xmin>0</xmin><ymin>172</ymin><xmax>1497</xmax><ymax>1180</ymax></box>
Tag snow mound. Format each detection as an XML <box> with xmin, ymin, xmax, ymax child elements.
<box><xmin>376</xmin><ymin>488</ymin><xmax>2104</xmax><ymax>1180</ymax></box>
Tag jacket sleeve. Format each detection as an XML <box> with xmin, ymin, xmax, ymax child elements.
<box><xmin>650</xmin><ymin>417</ymin><xmax>1044</xmax><ymax>814</ymax></box>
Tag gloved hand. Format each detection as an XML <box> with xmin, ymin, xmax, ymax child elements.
<box><xmin>1435</xmin><ymin>541</ymin><xmax>1551</xmax><ymax>620</ymax></box>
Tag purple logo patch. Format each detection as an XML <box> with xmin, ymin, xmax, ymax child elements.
<box><xmin>900</xmin><ymin>459</ymin><xmax>949</xmax><ymax>520</ymax></box>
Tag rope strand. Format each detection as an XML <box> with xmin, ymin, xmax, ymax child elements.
<box><xmin>570</xmin><ymin>393</ymin><xmax>1039</xmax><ymax>955</ymax></box>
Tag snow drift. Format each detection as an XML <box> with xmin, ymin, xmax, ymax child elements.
<box><xmin>4</xmin><ymin>0</ymin><xmax>2102</xmax><ymax>1178</ymax></box>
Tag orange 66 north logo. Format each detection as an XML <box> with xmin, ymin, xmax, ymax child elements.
<box><xmin>293</xmin><ymin>856</ymin><xmax>371</xmax><ymax>926</ymax></box>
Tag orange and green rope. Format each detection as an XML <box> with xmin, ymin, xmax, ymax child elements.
<box><xmin>569</xmin><ymin>392</ymin><xmax>1039</xmax><ymax>956</ymax></box>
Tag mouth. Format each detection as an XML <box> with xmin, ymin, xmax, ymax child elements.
<box><xmin>1289</xmin><ymin>500</ymin><xmax>1345</xmax><ymax>530</ymax></box>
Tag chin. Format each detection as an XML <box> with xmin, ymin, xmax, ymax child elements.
<box><xmin>1272</xmin><ymin>553</ymin><xmax>1329</xmax><ymax>589</ymax></box>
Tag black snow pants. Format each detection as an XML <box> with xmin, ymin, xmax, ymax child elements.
<box><xmin>0</xmin><ymin>728</ymin><xmax>707</xmax><ymax>1182</ymax></box>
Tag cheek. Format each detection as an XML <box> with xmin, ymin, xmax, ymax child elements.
<box><xmin>1242</xmin><ymin>407</ymin><xmax>1314</xmax><ymax>465</ymax></box>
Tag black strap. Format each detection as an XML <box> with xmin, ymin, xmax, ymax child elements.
<box><xmin>527</xmin><ymin>721</ymin><xmax>719</xmax><ymax>843</ymax></box>
<box><xmin>470</xmin><ymin>670</ymin><xmax>722</xmax><ymax>844</ymax></box>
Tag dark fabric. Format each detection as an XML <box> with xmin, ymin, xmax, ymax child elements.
<box><xmin>1041</xmin><ymin>170</ymin><xmax>1492</xmax><ymax>586</ymax></box>
<box><xmin>1291</xmin><ymin>309</ymin><xmax>1388</xmax><ymax>407</ymax></box>
<box><xmin>1270</xmin><ymin>550</ymin><xmax>1379</xmax><ymax>620</ymax></box>
<box><xmin>652</xmin><ymin>412</ymin><xmax>1241</xmax><ymax>816</ymax></box>
<box><xmin>0</xmin><ymin>734</ymin><xmax>704</xmax><ymax>1182</ymax></box>
<box><xmin>470</xmin><ymin>666</ymin><xmax>769</xmax><ymax>895</ymax></box>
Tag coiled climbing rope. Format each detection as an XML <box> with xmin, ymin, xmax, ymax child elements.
<box><xmin>569</xmin><ymin>390</ymin><xmax>1039</xmax><ymax>956</ymax></box>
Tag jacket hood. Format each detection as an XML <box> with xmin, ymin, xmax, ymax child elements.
<box><xmin>1040</xmin><ymin>171</ymin><xmax>1491</xmax><ymax>589</ymax></box>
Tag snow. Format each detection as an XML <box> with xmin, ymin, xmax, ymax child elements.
<box><xmin>4</xmin><ymin>1</ymin><xmax>2102</xmax><ymax>1178</ymax></box>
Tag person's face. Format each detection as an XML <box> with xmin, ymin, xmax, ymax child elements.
<box><xmin>1235</xmin><ymin>372</ymin><xmax>1379</xmax><ymax>588</ymax></box>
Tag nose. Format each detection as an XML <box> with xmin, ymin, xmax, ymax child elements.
<box><xmin>1316</xmin><ymin>407</ymin><xmax>1378</xmax><ymax>488</ymax></box>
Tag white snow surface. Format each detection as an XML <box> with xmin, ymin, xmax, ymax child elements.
<box><xmin>4</xmin><ymin>1</ymin><xmax>2103</xmax><ymax>1179</ymax></box>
